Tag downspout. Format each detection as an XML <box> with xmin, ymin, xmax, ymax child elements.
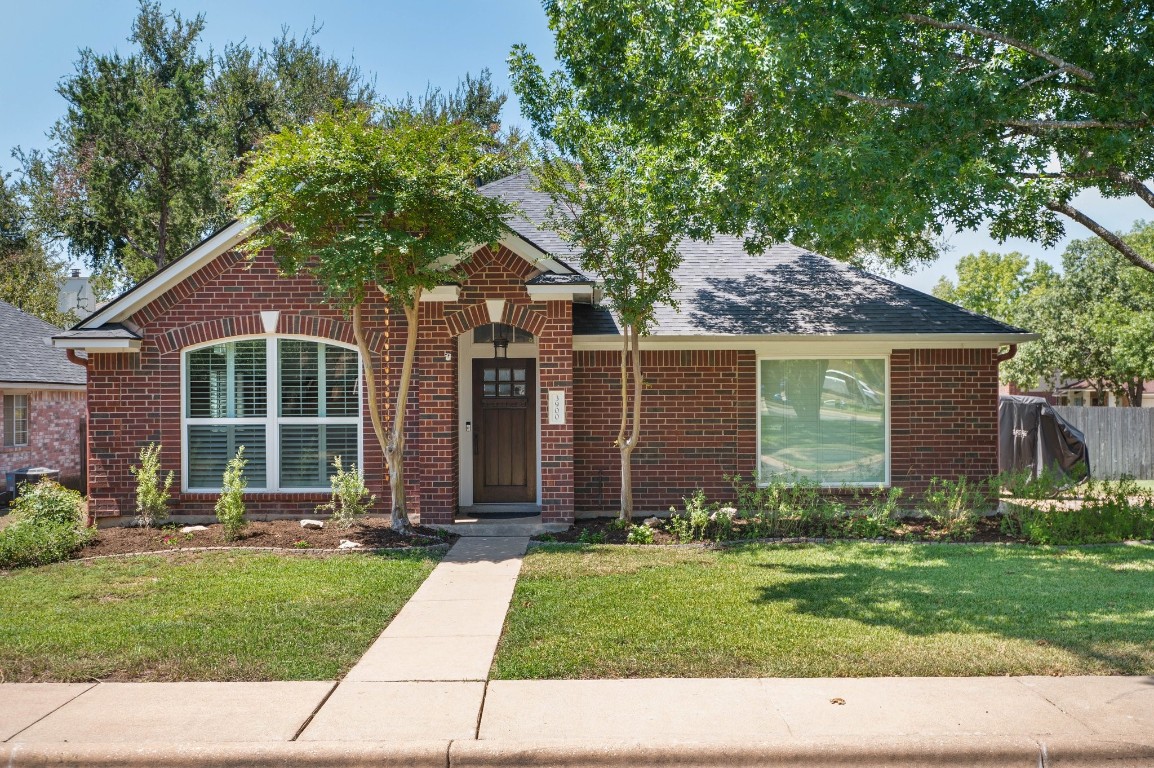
<box><xmin>994</xmin><ymin>344</ymin><xmax>1018</xmax><ymax>363</ymax></box>
<box><xmin>64</xmin><ymin>349</ymin><xmax>94</xmax><ymax>526</ymax></box>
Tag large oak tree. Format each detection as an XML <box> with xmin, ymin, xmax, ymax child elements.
<box><xmin>531</xmin><ymin>0</ymin><xmax>1154</xmax><ymax>273</ymax></box>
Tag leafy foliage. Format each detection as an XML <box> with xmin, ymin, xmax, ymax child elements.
<box><xmin>14</xmin><ymin>1</ymin><xmax>373</xmax><ymax>281</ymax></box>
<box><xmin>315</xmin><ymin>456</ymin><xmax>376</xmax><ymax>529</ymax></box>
<box><xmin>215</xmin><ymin>446</ymin><xmax>247</xmax><ymax>541</ymax></box>
<box><xmin>0</xmin><ymin>174</ymin><xmax>75</xmax><ymax>326</ymax></box>
<box><xmin>129</xmin><ymin>442</ymin><xmax>173</xmax><ymax>528</ymax></box>
<box><xmin>399</xmin><ymin>68</ymin><xmax>532</xmax><ymax>185</ymax></box>
<box><xmin>1</xmin><ymin>480</ymin><xmax>92</xmax><ymax>570</ymax></box>
<box><xmin>932</xmin><ymin>251</ymin><xmax>1057</xmax><ymax>324</ymax></box>
<box><xmin>531</xmin><ymin>1</ymin><xmax>1154</xmax><ymax>273</ymax></box>
<box><xmin>1001</xmin><ymin>477</ymin><xmax>1154</xmax><ymax>545</ymax></box>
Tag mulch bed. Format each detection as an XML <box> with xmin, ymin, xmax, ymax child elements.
<box><xmin>79</xmin><ymin>518</ymin><xmax>456</xmax><ymax>558</ymax></box>
<box><xmin>540</xmin><ymin>515</ymin><xmax>1014</xmax><ymax>545</ymax></box>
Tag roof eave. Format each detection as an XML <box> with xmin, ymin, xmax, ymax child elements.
<box><xmin>572</xmin><ymin>332</ymin><xmax>1038</xmax><ymax>351</ymax></box>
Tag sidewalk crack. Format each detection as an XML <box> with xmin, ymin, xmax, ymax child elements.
<box><xmin>474</xmin><ymin>680</ymin><xmax>489</xmax><ymax>740</ymax></box>
<box><xmin>290</xmin><ymin>681</ymin><xmax>339</xmax><ymax>741</ymax></box>
<box><xmin>4</xmin><ymin>683</ymin><xmax>96</xmax><ymax>743</ymax></box>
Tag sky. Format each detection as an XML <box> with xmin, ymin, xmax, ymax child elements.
<box><xmin>1</xmin><ymin>0</ymin><xmax>1148</xmax><ymax>293</ymax></box>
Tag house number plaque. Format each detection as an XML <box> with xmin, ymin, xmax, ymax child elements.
<box><xmin>548</xmin><ymin>390</ymin><xmax>565</xmax><ymax>425</ymax></box>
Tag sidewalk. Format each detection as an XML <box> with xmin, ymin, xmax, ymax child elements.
<box><xmin>2</xmin><ymin>537</ymin><xmax>1153</xmax><ymax>767</ymax></box>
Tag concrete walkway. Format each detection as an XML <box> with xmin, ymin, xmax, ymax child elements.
<box><xmin>3</xmin><ymin>537</ymin><xmax>1153</xmax><ymax>766</ymax></box>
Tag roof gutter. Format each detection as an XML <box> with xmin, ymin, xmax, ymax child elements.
<box><xmin>994</xmin><ymin>344</ymin><xmax>1019</xmax><ymax>363</ymax></box>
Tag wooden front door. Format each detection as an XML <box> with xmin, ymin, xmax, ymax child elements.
<box><xmin>473</xmin><ymin>358</ymin><xmax>536</xmax><ymax>503</ymax></box>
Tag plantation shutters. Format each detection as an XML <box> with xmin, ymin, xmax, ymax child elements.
<box><xmin>184</xmin><ymin>338</ymin><xmax>360</xmax><ymax>491</ymax></box>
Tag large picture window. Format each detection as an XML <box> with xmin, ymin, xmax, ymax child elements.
<box><xmin>184</xmin><ymin>338</ymin><xmax>360</xmax><ymax>491</ymax></box>
<box><xmin>759</xmin><ymin>358</ymin><xmax>887</xmax><ymax>485</ymax></box>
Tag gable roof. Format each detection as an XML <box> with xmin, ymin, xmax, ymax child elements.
<box><xmin>0</xmin><ymin>299</ymin><xmax>86</xmax><ymax>386</ymax></box>
<box><xmin>482</xmin><ymin>171</ymin><xmax>1030</xmax><ymax>341</ymax></box>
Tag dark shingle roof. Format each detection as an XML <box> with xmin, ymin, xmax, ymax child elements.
<box><xmin>478</xmin><ymin>171</ymin><xmax>584</xmax><ymax>264</ymax></box>
<box><xmin>575</xmin><ymin>238</ymin><xmax>1027</xmax><ymax>337</ymax></box>
<box><xmin>481</xmin><ymin>173</ymin><xmax>1027</xmax><ymax>338</ymax></box>
<box><xmin>0</xmin><ymin>300</ymin><xmax>86</xmax><ymax>385</ymax></box>
<box><xmin>53</xmin><ymin>325</ymin><xmax>141</xmax><ymax>341</ymax></box>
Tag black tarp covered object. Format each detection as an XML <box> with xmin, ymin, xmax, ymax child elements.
<box><xmin>998</xmin><ymin>395</ymin><xmax>1090</xmax><ymax>481</ymax></box>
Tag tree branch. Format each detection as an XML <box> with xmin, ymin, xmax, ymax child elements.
<box><xmin>901</xmin><ymin>13</ymin><xmax>1095</xmax><ymax>81</ymax></box>
<box><xmin>832</xmin><ymin>90</ymin><xmax>925</xmax><ymax>110</ymax></box>
<box><xmin>1104</xmin><ymin>169</ymin><xmax>1154</xmax><ymax>209</ymax></box>
<box><xmin>1046</xmin><ymin>201</ymin><xmax>1154</xmax><ymax>273</ymax></box>
<box><xmin>1005</xmin><ymin>119</ymin><xmax>1151</xmax><ymax>130</ymax></box>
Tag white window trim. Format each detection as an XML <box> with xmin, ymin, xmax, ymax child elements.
<box><xmin>755</xmin><ymin>354</ymin><xmax>891</xmax><ymax>488</ymax></box>
<box><xmin>4</xmin><ymin>393</ymin><xmax>30</xmax><ymax>448</ymax></box>
<box><xmin>181</xmin><ymin>334</ymin><xmax>363</xmax><ymax>493</ymax></box>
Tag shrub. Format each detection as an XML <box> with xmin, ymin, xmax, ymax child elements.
<box><xmin>1000</xmin><ymin>477</ymin><xmax>1154</xmax><ymax>545</ymax></box>
<box><xmin>843</xmin><ymin>486</ymin><xmax>904</xmax><ymax>539</ymax></box>
<box><xmin>626</xmin><ymin>524</ymin><xmax>654</xmax><ymax>544</ymax></box>
<box><xmin>995</xmin><ymin>463</ymin><xmax>1084</xmax><ymax>501</ymax></box>
<box><xmin>922</xmin><ymin>477</ymin><xmax>991</xmax><ymax>540</ymax></box>
<box><xmin>666</xmin><ymin>489</ymin><xmax>714</xmax><ymax>543</ymax></box>
<box><xmin>129</xmin><ymin>442</ymin><xmax>174</xmax><ymax>528</ymax></box>
<box><xmin>10</xmin><ymin>479</ymin><xmax>86</xmax><ymax>528</ymax></box>
<box><xmin>576</xmin><ymin>527</ymin><xmax>607</xmax><ymax>544</ymax></box>
<box><xmin>315</xmin><ymin>456</ymin><xmax>376</xmax><ymax>529</ymax></box>
<box><xmin>215</xmin><ymin>446</ymin><xmax>248</xmax><ymax>541</ymax></box>
<box><xmin>1</xmin><ymin>479</ymin><xmax>91</xmax><ymax>569</ymax></box>
<box><xmin>0</xmin><ymin>521</ymin><xmax>91</xmax><ymax>569</ymax></box>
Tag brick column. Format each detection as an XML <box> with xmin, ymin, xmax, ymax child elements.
<box><xmin>415</xmin><ymin>303</ymin><xmax>458</xmax><ymax>524</ymax></box>
<box><xmin>538</xmin><ymin>300</ymin><xmax>574</xmax><ymax>522</ymax></box>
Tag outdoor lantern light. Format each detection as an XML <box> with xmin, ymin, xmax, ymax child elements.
<box><xmin>492</xmin><ymin>334</ymin><xmax>509</xmax><ymax>358</ymax></box>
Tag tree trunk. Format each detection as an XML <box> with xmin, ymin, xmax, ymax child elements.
<box><xmin>352</xmin><ymin>301</ymin><xmax>391</xmax><ymax>516</ymax></box>
<box><xmin>617</xmin><ymin>325</ymin><xmax>643</xmax><ymax>521</ymax></box>
<box><xmin>1128</xmin><ymin>378</ymin><xmax>1144</xmax><ymax>407</ymax></box>
<box><xmin>385</xmin><ymin>292</ymin><xmax>422</xmax><ymax>532</ymax></box>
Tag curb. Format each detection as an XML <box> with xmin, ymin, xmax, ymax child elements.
<box><xmin>9</xmin><ymin>735</ymin><xmax>1152</xmax><ymax>768</ymax></box>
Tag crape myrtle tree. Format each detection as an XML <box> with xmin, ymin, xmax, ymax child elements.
<box><xmin>232</xmin><ymin>109</ymin><xmax>511</xmax><ymax>531</ymax></box>
<box><xmin>535</xmin><ymin>0</ymin><xmax>1154</xmax><ymax>275</ymax></box>
<box><xmin>512</xmin><ymin>56</ymin><xmax>702</xmax><ymax>520</ymax></box>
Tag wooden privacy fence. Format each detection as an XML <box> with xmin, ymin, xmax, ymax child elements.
<box><xmin>1052</xmin><ymin>406</ymin><xmax>1154</xmax><ymax>480</ymax></box>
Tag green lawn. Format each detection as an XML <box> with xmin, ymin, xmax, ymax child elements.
<box><xmin>492</xmin><ymin>542</ymin><xmax>1154</xmax><ymax>679</ymax></box>
<box><xmin>0</xmin><ymin>550</ymin><xmax>440</xmax><ymax>682</ymax></box>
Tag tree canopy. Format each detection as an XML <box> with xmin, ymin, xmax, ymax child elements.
<box><xmin>0</xmin><ymin>173</ymin><xmax>74</xmax><ymax>326</ymax></box>
<box><xmin>232</xmin><ymin>108</ymin><xmax>511</xmax><ymax>529</ymax></box>
<box><xmin>14</xmin><ymin>1</ymin><xmax>374</xmax><ymax>283</ymax></box>
<box><xmin>939</xmin><ymin>224</ymin><xmax>1154</xmax><ymax>405</ymax></box>
<box><xmin>529</xmin><ymin>0</ymin><xmax>1154</xmax><ymax>272</ymax></box>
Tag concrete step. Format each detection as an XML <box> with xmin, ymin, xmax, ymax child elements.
<box><xmin>430</xmin><ymin>521</ymin><xmax>567</xmax><ymax>537</ymax></box>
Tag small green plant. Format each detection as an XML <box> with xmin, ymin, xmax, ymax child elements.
<box><xmin>292</xmin><ymin>539</ymin><xmax>312</xmax><ymax>549</ymax></box>
<box><xmin>577</xmin><ymin>527</ymin><xmax>607</xmax><ymax>544</ymax></box>
<box><xmin>536</xmin><ymin>533</ymin><xmax>558</xmax><ymax>543</ymax></box>
<box><xmin>215</xmin><ymin>446</ymin><xmax>248</xmax><ymax>541</ymax></box>
<box><xmin>161</xmin><ymin>531</ymin><xmax>193</xmax><ymax>548</ymax></box>
<box><xmin>994</xmin><ymin>464</ymin><xmax>1083</xmax><ymax>501</ymax></box>
<box><xmin>626</xmin><ymin>524</ymin><xmax>654</xmax><ymax>544</ymax></box>
<box><xmin>607</xmin><ymin>517</ymin><xmax>631</xmax><ymax>531</ymax></box>
<box><xmin>923</xmin><ymin>477</ymin><xmax>990</xmax><ymax>540</ymax></box>
<box><xmin>843</xmin><ymin>486</ymin><xmax>904</xmax><ymax>539</ymax></box>
<box><xmin>129</xmin><ymin>442</ymin><xmax>174</xmax><ymax>528</ymax></box>
<box><xmin>315</xmin><ymin>456</ymin><xmax>376</xmax><ymax>529</ymax></box>
<box><xmin>666</xmin><ymin>490</ymin><xmax>714</xmax><ymax>543</ymax></box>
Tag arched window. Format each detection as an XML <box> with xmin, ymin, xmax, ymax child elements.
<box><xmin>183</xmin><ymin>338</ymin><xmax>361</xmax><ymax>491</ymax></box>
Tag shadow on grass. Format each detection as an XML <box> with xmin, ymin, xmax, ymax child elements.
<box><xmin>743</xmin><ymin>544</ymin><xmax>1154</xmax><ymax>673</ymax></box>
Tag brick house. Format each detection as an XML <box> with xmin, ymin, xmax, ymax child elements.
<box><xmin>1</xmin><ymin>299</ymin><xmax>87</xmax><ymax>498</ymax></box>
<box><xmin>52</xmin><ymin>173</ymin><xmax>1032</xmax><ymax>526</ymax></box>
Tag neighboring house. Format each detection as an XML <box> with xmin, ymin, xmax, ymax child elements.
<box><xmin>52</xmin><ymin>172</ymin><xmax>1034</xmax><ymax>524</ymax></box>
<box><xmin>1002</xmin><ymin>380</ymin><xmax>1154</xmax><ymax>408</ymax></box>
<box><xmin>0</xmin><ymin>299</ymin><xmax>87</xmax><ymax>496</ymax></box>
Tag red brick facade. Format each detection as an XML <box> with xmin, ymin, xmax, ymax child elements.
<box><xmin>572</xmin><ymin>347</ymin><xmax>1000</xmax><ymax>513</ymax></box>
<box><xmin>573</xmin><ymin>350</ymin><xmax>757</xmax><ymax>514</ymax></box>
<box><xmin>0</xmin><ymin>389</ymin><xmax>86</xmax><ymax>490</ymax></box>
<box><xmin>80</xmin><ymin>240</ymin><xmax>1002</xmax><ymax>523</ymax></box>
<box><xmin>889</xmin><ymin>348</ymin><xmax>1000</xmax><ymax>498</ymax></box>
